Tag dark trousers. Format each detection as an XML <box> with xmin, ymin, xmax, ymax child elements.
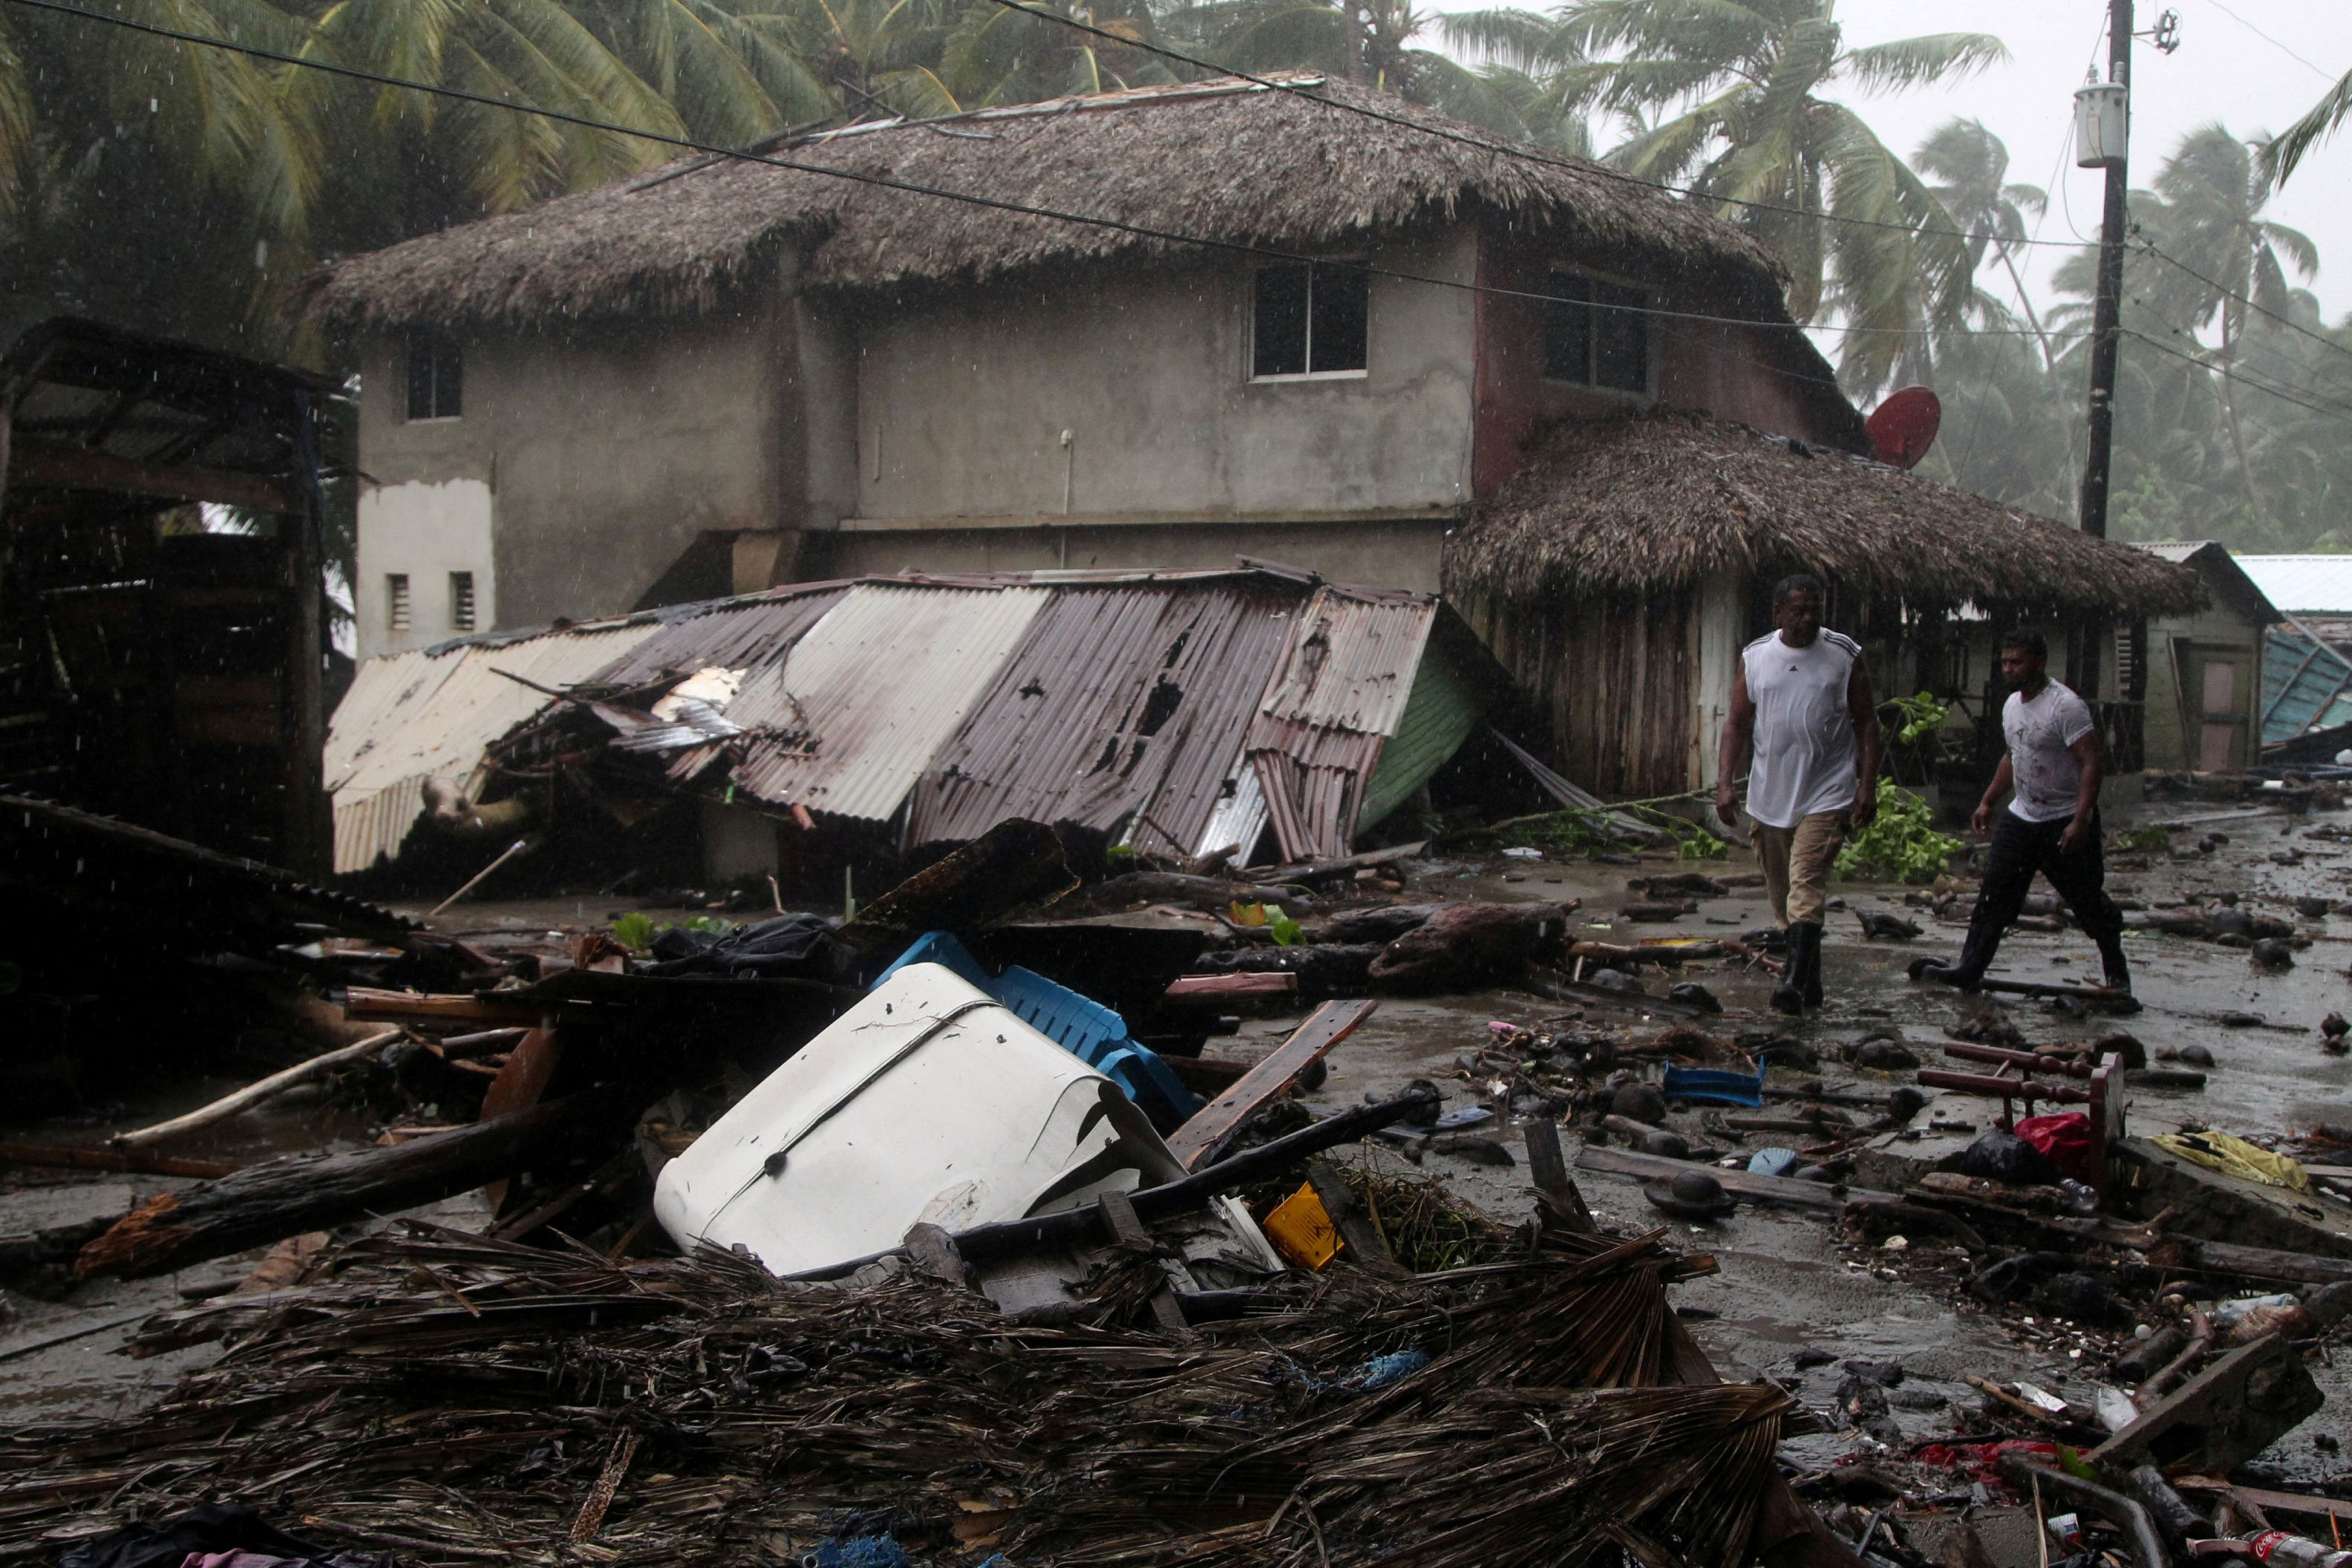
<box><xmin>1961</xmin><ymin>808</ymin><xmax>2125</xmax><ymax>970</ymax></box>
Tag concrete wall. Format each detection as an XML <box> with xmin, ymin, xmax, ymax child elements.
<box><xmin>353</xmin><ymin>301</ymin><xmax>798</xmax><ymax>650</ymax></box>
<box><xmin>354</xmin><ymin>478</ymin><xmax>494</xmax><ymax>656</ymax></box>
<box><xmin>1471</xmin><ymin>226</ymin><xmax>1843</xmax><ymax>494</ymax></box>
<box><xmin>825</xmin><ymin>229</ymin><xmax>1478</xmax><ymax>588</ymax></box>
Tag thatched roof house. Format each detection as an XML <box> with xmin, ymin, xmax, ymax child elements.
<box><xmin>309</xmin><ymin>75</ymin><xmax>1794</xmax><ymax>333</ymax></box>
<box><xmin>1443</xmin><ymin>409</ymin><xmax>2204</xmax><ymax>797</ymax></box>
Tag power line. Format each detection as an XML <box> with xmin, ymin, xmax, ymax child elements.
<box><xmin>2195</xmin><ymin>0</ymin><xmax>2340</xmax><ymax>82</ymax></box>
<box><xmin>2135</xmin><ymin>239</ymin><xmax>2352</xmax><ymax>366</ymax></box>
<box><xmin>4</xmin><ymin>0</ymin><xmax>2076</xmax><ymax>358</ymax></box>
<box><xmin>974</xmin><ymin>0</ymin><xmax>2097</xmax><ymax>253</ymax></box>
<box><xmin>2126</xmin><ymin>291</ymin><xmax>2352</xmax><ymax>414</ymax></box>
<box><xmin>2123</xmin><ymin>329</ymin><xmax>2352</xmax><ymax>419</ymax></box>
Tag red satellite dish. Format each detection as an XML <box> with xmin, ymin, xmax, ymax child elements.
<box><xmin>1866</xmin><ymin>385</ymin><xmax>1942</xmax><ymax>469</ymax></box>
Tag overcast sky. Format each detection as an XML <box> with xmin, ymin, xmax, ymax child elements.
<box><xmin>1424</xmin><ymin>0</ymin><xmax>2352</xmax><ymax>325</ymax></box>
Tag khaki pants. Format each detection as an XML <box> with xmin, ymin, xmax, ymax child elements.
<box><xmin>1751</xmin><ymin>810</ymin><xmax>1847</xmax><ymax>927</ymax></box>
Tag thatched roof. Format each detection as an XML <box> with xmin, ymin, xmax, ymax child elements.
<box><xmin>1443</xmin><ymin>408</ymin><xmax>2205</xmax><ymax>615</ymax></box>
<box><xmin>310</xmin><ymin>74</ymin><xmax>1792</xmax><ymax>333</ymax></box>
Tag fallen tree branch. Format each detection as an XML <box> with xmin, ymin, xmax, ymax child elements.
<box><xmin>76</xmin><ymin>1087</ymin><xmax>633</xmax><ymax>1280</ymax></box>
<box><xmin>111</xmin><ymin>1030</ymin><xmax>402</xmax><ymax>1150</ymax></box>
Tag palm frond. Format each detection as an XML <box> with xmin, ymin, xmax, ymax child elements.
<box><xmin>2262</xmin><ymin>64</ymin><xmax>2352</xmax><ymax>186</ymax></box>
<box><xmin>1839</xmin><ymin>31</ymin><xmax>2005</xmax><ymax>94</ymax></box>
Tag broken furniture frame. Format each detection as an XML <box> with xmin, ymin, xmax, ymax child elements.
<box><xmin>1916</xmin><ymin>1046</ymin><xmax>2126</xmax><ymax>1195</ymax></box>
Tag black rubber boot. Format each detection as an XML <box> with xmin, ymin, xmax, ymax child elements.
<box><xmin>1794</xmin><ymin>920</ymin><xmax>1824</xmax><ymax>1007</ymax></box>
<box><xmin>1770</xmin><ymin>927</ymin><xmax>1805</xmax><ymax>1015</ymax></box>
<box><xmin>2096</xmin><ymin>937</ymin><xmax>2132</xmax><ymax>996</ymax></box>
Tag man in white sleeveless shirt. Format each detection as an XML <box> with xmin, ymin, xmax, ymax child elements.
<box><xmin>1714</xmin><ymin>575</ymin><xmax>1881</xmax><ymax>1014</ymax></box>
<box><xmin>1921</xmin><ymin>627</ymin><xmax>2131</xmax><ymax>996</ymax></box>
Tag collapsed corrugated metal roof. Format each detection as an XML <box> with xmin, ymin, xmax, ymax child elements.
<box><xmin>325</xmin><ymin>569</ymin><xmax>1509</xmax><ymax>872</ymax></box>
<box><xmin>1243</xmin><ymin>589</ymin><xmax>1439</xmax><ymax>862</ymax></box>
<box><xmin>907</xmin><ymin>580</ymin><xmax>1299</xmax><ymax>855</ymax></box>
<box><xmin>325</xmin><ymin>619</ymin><xmax>665</xmax><ymax>873</ymax></box>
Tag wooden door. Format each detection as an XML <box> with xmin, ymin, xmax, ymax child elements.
<box><xmin>2200</xmin><ymin>659</ymin><xmax>2238</xmax><ymax>771</ymax></box>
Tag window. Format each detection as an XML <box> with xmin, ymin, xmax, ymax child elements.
<box><xmin>1542</xmin><ymin>272</ymin><xmax>1650</xmax><ymax>393</ymax></box>
<box><xmin>405</xmin><ymin>329</ymin><xmax>463</xmax><ymax>420</ymax></box>
<box><xmin>1252</xmin><ymin>261</ymin><xmax>1368</xmax><ymax>379</ymax></box>
<box><xmin>386</xmin><ymin>572</ymin><xmax>411</xmax><ymax>632</ymax></box>
<box><xmin>449</xmin><ymin>570</ymin><xmax>477</xmax><ymax>633</ymax></box>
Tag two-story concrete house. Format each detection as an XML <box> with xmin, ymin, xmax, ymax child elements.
<box><xmin>314</xmin><ymin>73</ymin><xmax>2201</xmax><ymax>809</ymax></box>
<box><xmin>310</xmin><ymin>72</ymin><xmax>1862</xmax><ymax>659</ymax></box>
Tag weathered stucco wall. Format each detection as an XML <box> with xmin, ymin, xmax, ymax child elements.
<box><xmin>821</xmin><ymin>516</ymin><xmax>1452</xmax><ymax>592</ymax></box>
<box><xmin>1471</xmin><ymin>225</ymin><xmax>1843</xmax><ymax>495</ymax></box>
<box><xmin>354</xmin><ymin>477</ymin><xmax>495</xmax><ymax>656</ymax></box>
<box><xmin>832</xmin><ymin>229</ymin><xmax>1477</xmax><ymax>587</ymax></box>
<box><xmin>353</xmin><ymin>303</ymin><xmax>794</xmax><ymax>647</ymax></box>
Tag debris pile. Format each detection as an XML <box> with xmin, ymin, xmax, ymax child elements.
<box><xmin>0</xmin><ymin>1221</ymin><xmax>1789</xmax><ymax>1568</ymax></box>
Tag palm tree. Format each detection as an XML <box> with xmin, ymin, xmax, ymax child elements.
<box><xmin>1438</xmin><ymin>0</ymin><xmax>2004</xmax><ymax>390</ymax></box>
<box><xmin>1161</xmin><ymin>0</ymin><xmax>1542</xmax><ymax>138</ymax></box>
<box><xmin>2262</xmin><ymin>65</ymin><xmax>2351</xmax><ymax>188</ymax></box>
<box><xmin>938</xmin><ymin>0</ymin><xmax>1175</xmax><ymax>109</ymax></box>
<box><xmin>1912</xmin><ymin>119</ymin><xmax>2052</xmax><ymax>366</ymax></box>
<box><xmin>2142</xmin><ymin>124</ymin><xmax>2318</xmax><ymax>535</ymax></box>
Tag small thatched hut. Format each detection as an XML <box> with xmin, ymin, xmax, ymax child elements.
<box><xmin>1443</xmin><ymin>408</ymin><xmax>2206</xmax><ymax>799</ymax></box>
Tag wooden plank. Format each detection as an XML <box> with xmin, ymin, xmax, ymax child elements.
<box><xmin>1575</xmin><ymin>1143</ymin><xmax>1901</xmax><ymax>1211</ymax></box>
<box><xmin>0</xmin><ymin>1141</ymin><xmax>237</xmax><ymax>1180</ymax></box>
<box><xmin>7</xmin><ymin>435</ymin><xmax>301</xmax><ymax>513</ymax></box>
<box><xmin>1258</xmin><ymin>840</ymin><xmax>1425</xmax><ymax>885</ymax></box>
<box><xmin>478</xmin><ymin>1024</ymin><xmax>561</xmax><ymax>1209</ymax></box>
<box><xmin>1522</xmin><ymin>1120</ymin><xmax>1598</xmax><ymax>1232</ymax></box>
<box><xmin>2172</xmin><ymin>1478</ymin><xmax>2352</xmax><ymax>1523</ymax></box>
<box><xmin>344</xmin><ymin>988</ymin><xmax>546</xmax><ymax>1026</ymax></box>
<box><xmin>1165</xmin><ymin>999</ymin><xmax>1378</xmax><ymax>1171</ymax></box>
<box><xmin>1096</xmin><ymin>1189</ymin><xmax>1191</xmax><ymax>1334</ymax></box>
<box><xmin>1305</xmin><ymin>1158</ymin><xmax>1405</xmax><ymax>1275</ymax></box>
<box><xmin>1161</xmin><ymin>972</ymin><xmax>1299</xmax><ymax>1002</ymax></box>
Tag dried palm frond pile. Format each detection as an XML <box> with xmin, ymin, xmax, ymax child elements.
<box><xmin>0</xmin><ymin>1220</ymin><xmax>1779</xmax><ymax>1568</ymax></box>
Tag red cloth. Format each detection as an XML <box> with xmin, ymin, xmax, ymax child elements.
<box><xmin>2015</xmin><ymin>1111</ymin><xmax>2095</xmax><ymax>1183</ymax></box>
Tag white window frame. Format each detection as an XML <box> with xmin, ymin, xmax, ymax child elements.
<box><xmin>1248</xmin><ymin>260</ymin><xmax>1372</xmax><ymax>384</ymax></box>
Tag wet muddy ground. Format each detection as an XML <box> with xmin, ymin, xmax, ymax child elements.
<box><xmin>5</xmin><ymin>792</ymin><xmax>2348</xmax><ymax>1483</ymax></box>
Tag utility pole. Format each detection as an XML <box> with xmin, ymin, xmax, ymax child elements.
<box><xmin>2071</xmin><ymin>0</ymin><xmax>2132</xmax><ymax>703</ymax></box>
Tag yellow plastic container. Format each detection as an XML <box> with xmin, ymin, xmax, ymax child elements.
<box><xmin>1263</xmin><ymin>1181</ymin><xmax>1341</xmax><ymax>1270</ymax></box>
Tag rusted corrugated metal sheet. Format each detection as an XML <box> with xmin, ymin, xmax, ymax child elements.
<box><xmin>587</xmin><ymin>587</ymin><xmax>850</xmax><ymax>691</ymax></box>
<box><xmin>1255</xmin><ymin>589</ymin><xmax>1437</xmax><ymax>735</ymax></box>
<box><xmin>730</xmin><ymin>584</ymin><xmax>1050</xmax><ymax>825</ymax></box>
<box><xmin>324</xmin><ymin>620</ymin><xmax>663</xmax><ymax>873</ymax></box>
<box><xmin>906</xmin><ymin>581</ymin><xmax>1298</xmax><ymax>852</ymax></box>
<box><xmin>1242</xmin><ymin>589</ymin><xmax>1439</xmax><ymax>860</ymax></box>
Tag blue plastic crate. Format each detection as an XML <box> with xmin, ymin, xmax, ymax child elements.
<box><xmin>875</xmin><ymin>932</ymin><xmax>1201</xmax><ymax>1131</ymax></box>
<box><xmin>1662</xmin><ymin>1056</ymin><xmax>1766</xmax><ymax>1107</ymax></box>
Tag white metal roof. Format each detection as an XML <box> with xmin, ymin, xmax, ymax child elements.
<box><xmin>324</xmin><ymin>621</ymin><xmax>664</xmax><ymax>873</ymax></box>
<box><xmin>2234</xmin><ymin>554</ymin><xmax>2352</xmax><ymax>615</ymax></box>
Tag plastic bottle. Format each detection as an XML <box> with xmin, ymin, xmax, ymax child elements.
<box><xmin>2189</xmin><ymin>1534</ymin><xmax>2352</xmax><ymax>1568</ymax></box>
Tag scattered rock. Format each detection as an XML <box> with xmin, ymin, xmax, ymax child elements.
<box><xmin>2251</xmin><ymin>938</ymin><xmax>2295</xmax><ymax>970</ymax></box>
<box><xmin>1610</xmin><ymin>1081</ymin><xmax>1668</xmax><ymax>1126</ymax></box>
<box><xmin>1586</xmin><ymin>967</ymin><xmax>1639</xmax><ymax>992</ymax></box>
<box><xmin>1846</xmin><ymin>1036</ymin><xmax>1921</xmax><ymax>1070</ymax></box>
<box><xmin>1855</xmin><ymin>910</ymin><xmax>1923</xmax><ymax>941</ymax></box>
<box><xmin>1887</xmin><ymin>1386</ymin><xmax>1950</xmax><ymax>1411</ymax></box>
<box><xmin>2296</xmin><ymin>896</ymin><xmax>2332</xmax><ymax>918</ymax></box>
<box><xmin>1832</xmin><ymin>1372</ymin><xmax>1905</xmax><ymax>1445</ymax></box>
<box><xmin>2206</xmin><ymin>907</ymin><xmax>2253</xmax><ymax>939</ymax></box>
<box><xmin>2220</xmin><ymin>1010</ymin><xmax>2265</xmax><ymax>1028</ymax></box>
<box><xmin>1639</xmin><ymin>1129</ymin><xmax>1690</xmax><ymax>1159</ymax></box>
<box><xmin>1666</xmin><ymin>981</ymin><xmax>1722</xmax><ymax>1013</ymax></box>
<box><xmin>2093</xmin><ymin>1029</ymin><xmax>2148</xmax><ymax>1068</ymax></box>
<box><xmin>1840</xmin><ymin>1359</ymin><xmax>1904</xmax><ymax>1388</ymax></box>
<box><xmin>1793</xmin><ymin>1348</ymin><xmax>1837</xmax><ymax>1371</ymax></box>
<box><xmin>2176</xmin><ymin>1043</ymin><xmax>2215</xmax><ymax>1068</ymax></box>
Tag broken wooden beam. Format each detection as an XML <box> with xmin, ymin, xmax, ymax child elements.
<box><xmin>112</xmin><ymin>1030</ymin><xmax>402</xmax><ymax>1149</ymax></box>
<box><xmin>0</xmin><ymin>1141</ymin><xmax>238</xmax><ymax>1180</ymax></box>
<box><xmin>6</xmin><ymin>434</ymin><xmax>302</xmax><ymax>513</ymax></box>
<box><xmin>344</xmin><ymin>988</ymin><xmax>546</xmax><ymax>1027</ymax></box>
<box><xmin>74</xmin><ymin>1088</ymin><xmax>632</xmax><ymax>1280</ymax></box>
<box><xmin>2089</xmin><ymin>1333</ymin><xmax>2325</xmax><ymax>1474</ymax></box>
<box><xmin>1165</xmin><ymin>998</ymin><xmax>1377</xmax><ymax>1170</ymax></box>
<box><xmin>1575</xmin><ymin>1143</ymin><xmax>1902</xmax><ymax>1212</ymax></box>
<box><xmin>1160</xmin><ymin>971</ymin><xmax>1299</xmax><ymax>1004</ymax></box>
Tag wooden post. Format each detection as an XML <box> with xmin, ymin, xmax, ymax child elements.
<box><xmin>1523</xmin><ymin>1119</ymin><xmax>1598</xmax><ymax>1232</ymax></box>
<box><xmin>1097</xmin><ymin>1188</ymin><xmax>1191</xmax><ymax>1335</ymax></box>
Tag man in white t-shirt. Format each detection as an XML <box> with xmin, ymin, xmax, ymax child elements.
<box><xmin>1715</xmin><ymin>573</ymin><xmax>1881</xmax><ymax>1014</ymax></box>
<box><xmin>1921</xmin><ymin>626</ymin><xmax>2131</xmax><ymax>995</ymax></box>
